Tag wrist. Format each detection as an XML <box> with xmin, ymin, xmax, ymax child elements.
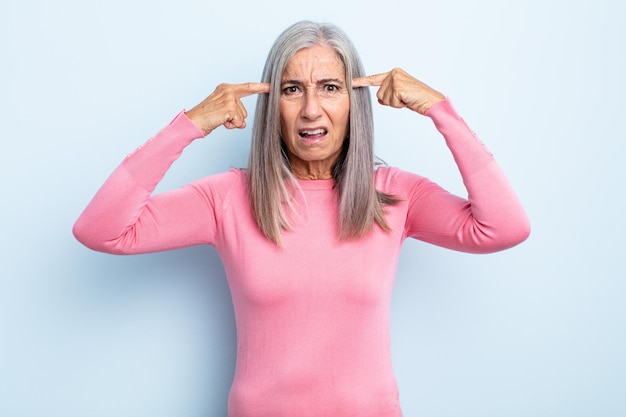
<box><xmin>183</xmin><ymin>110</ymin><xmax>212</xmax><ymax>136</ymax></box>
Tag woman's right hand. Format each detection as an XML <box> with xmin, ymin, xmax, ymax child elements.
<box><xmin>185</xmin><ymin>82</ymin><xmax>270</xmax><ymax>136</ymax></box>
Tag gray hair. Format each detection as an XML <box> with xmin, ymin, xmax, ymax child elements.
<box><xmin>247</xmin><ymin>20</ymin><xmax>397</xmax><ymax>243</ymax></box>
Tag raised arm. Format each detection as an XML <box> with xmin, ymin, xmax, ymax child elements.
<box><xmin>73</xmin><ymin>82</ymin><xmax>269</xmax><ymax>254</ymax></box>
<box><xmin>355</xmin><ymin>69</ymin><xmax>530</xmax><ymax>253</ymax></box>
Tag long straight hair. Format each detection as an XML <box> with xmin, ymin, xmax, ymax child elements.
<box><xmin>247</xmin><ymin>21</ymin><xmax>397</xmax><ymax>244</ymax></box>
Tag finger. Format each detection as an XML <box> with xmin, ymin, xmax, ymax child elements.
<box><xmin>352</xmin><ymin>72</ymin><xmax>389</xmax><ymax>88</ymax></box>
<box><xmin>226</xmin><ymin>97</ymin><xmax>249</xmax><ymax>128</ymax></box>
<box><xmin>225</xmin><ymin>114</ymin><xmax>246</xmax><ymax>130</ymax></box>
<box><xmin>233</xmin><ymin>82</ymin><xmax>271</xmax><ymax>98</ymax></box>
<box><xmin>225</xmin><ymin>120</ymin><xmax>247</xmax><ymax>129</ymax></box>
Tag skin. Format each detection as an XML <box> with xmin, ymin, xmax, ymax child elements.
<box><xmin>353</xmin><ymin>68</ymin><xmax>445</xmax><ymax>115</ymax></box>
<box><xmin>185</xmin><ymin>82</ymin><xmax>270</xmax><ymax>135</ymax></box>
<box><xmin>279</xmin><ymin>44</ymin><xmax>350</xmax><ymax>180</ymax></box>
<box><xmin>185</xmin><ymin>48</ymin><xmax>446</xmax><ymax>179</ymax></box>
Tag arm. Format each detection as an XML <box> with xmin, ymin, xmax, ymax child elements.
<box><xmin>401</xmin><ymin>99</ymin><xmax>530</xmax><ymax>253</ymax></box>
<box><xmin>355</xmin><ymin>69</ymin><xmax>530</xmax><ymax>253</ymax></box>
<box><xmin>73</xmin><ymin>82</ymin><xmax>270</xmax><ymax>254</ymax></box>
<box><xmin>73</xmin><ymin>112</ymin><xmax>212</xmax><ymax>254</ymax></box>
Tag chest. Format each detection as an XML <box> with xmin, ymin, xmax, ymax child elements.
<box><xmin>215</xmin><ymin>187</ymin><xmax>406</xmax><ymax>309</ymax></box>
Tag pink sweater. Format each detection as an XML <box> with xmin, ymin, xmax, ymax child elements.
<box><xmin>73</xmin><ymin>99</ymin><xmax>529</xmax><ymax>416</ymax></box>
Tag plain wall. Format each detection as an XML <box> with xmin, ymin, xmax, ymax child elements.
<box><xmin>1</xmin><ymin>0</ymin><xmax>625</xmax><ymax>416</ymax></box>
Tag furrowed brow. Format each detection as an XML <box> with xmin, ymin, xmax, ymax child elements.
<box><xmin>280</xmin><ymin>78</ymin><xmax>345</xmax><ymax>86</ymax></box>
<box><xmin>280</xmin><ymin>79</ymin><xmax>304</xmax><ymax>86</ymax></box>
<box><xmin>317</xmin><ymin>78</ymin><xmax>344</xmax><ymax>86</ymax></box>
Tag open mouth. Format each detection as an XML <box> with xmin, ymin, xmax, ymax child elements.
<box><xmin>299</xmin><ymin>128</ymin><xmax>328</xmax><ymax>138</ymax></box>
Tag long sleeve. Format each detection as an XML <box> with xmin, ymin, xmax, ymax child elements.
<box><xmin>400</xmin><ymin>98</ymin><xmax>530</xmax><ymax>253</ymax></box>
<box><xmin>72</xmin><ymin>111</ymin><xmax>221</xmax><ymax>254</ymax></box>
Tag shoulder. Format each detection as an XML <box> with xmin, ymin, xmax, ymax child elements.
<box><xmin>374</xmin><ymin>166</ymin><xmax>427</xmax><ymax>195</ymax></box>
<box><xmin>200</xmin><ymin>168</ymin><xmax>246</xmax><ymax>186</ymax></box>
<box><xmin>186</xmin><ymin>168</ymin><xmax>247</xmax><ymax>203</ymax></box>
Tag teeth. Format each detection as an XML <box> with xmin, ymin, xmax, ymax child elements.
<box><xmin>300</xmin><ymin>129</ymin><xmax>326</xmax><ymax>137</ymax></box>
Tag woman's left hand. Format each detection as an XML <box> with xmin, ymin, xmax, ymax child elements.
<box><xmin>353</xmin><ymin>68</ymin><xmax>445</xmax><ymax>115</ymax></box>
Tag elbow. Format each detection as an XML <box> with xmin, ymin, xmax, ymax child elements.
<box><xmin>72</xmin><ymin>217</ymin><xmax>100</xmax><ymax>251</ymax></box>
<box><xmin>73</xmin><ymin>217</ymin><xmax>137</xmax><ymax>255</ymax></box>
<box><xmin>468</xmin><ymin>214</ymin><xmax>530</xmax><ymax>254</ymax></box>
<box><xmin>509</xmin><ymin>209</ymin><xmax>531</xmax><ymax>246</ymax></box>
<box><xmin>504</xmin><ymin>221</ymin><xmax>531</xmax><ymax>251</ymax></box>
<box><xmin>72</xmin><ymin>216</ymin><xmax>87</xmax><ymax>245</ymax></box>
<box><xmin>72</xmin><ymin>217</ymin><xmax>115</xmax><ymax>253</ymax></box>
<box><xmin>489</xmin><ymin>214</ymin><xmax>531</xmax><ymax>253</ymax></box>
<box><xmin>517</xmin><ymin>217</ymin><xmax>532</xmax><ymax>244</ymax></box>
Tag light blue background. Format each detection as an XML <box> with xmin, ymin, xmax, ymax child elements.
<box><xmin>2</xmin><ymin>0</ymin><xmax>625</xmax><ymax>416</ymax></box>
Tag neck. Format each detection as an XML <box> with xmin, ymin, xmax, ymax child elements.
<box><xmin>293</xmin><ymin>171</ymin><xmax>333</xmax><ymax>180</ymax></box>
<box><xmin>291</xmin><ymin>166</ymin><xmax>333</xmax><ymax>180</ymax></box>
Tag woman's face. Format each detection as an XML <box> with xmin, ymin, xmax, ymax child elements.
<box><xmin>279</xmin><ymin>44</ymin><xmax>350</xmax><ymax>180</ymax></box>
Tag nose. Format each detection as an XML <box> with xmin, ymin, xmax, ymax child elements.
<box><xmin>300</xmin><ymin>88</ymin><xmax>322</xmax><ymax>120</ymax></box>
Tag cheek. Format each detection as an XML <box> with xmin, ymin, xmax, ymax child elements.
<box><xmin>279</xmin><ymin>102</ymin><xmax>297</xmax><ymax>131</ymax></box>
<box><xmin>334</xmin><ymin>95</ymin><xmax>350</xmax><ymax>116</ymax></box>
<box><xmin>330</xmin><ymin>100</ymin><xmax>350</xmax><ymax>131</ymax></box>
<box><xmin>278</xmin><ymin>106</ymin><xmax>288</xmax><ymax>136</ymax></box>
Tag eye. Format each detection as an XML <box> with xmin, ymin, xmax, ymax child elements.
<box><xmin>282</xmin><ymin>86</ymin><xmax>300</xmax><ymax>95</ymax></box>
<box><xmin>324</xmin><ymin>84</ymin><xmax>340</xmax><ymax>92</ymax></box>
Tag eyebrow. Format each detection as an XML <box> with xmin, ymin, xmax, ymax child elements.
<box><xmin>280</xmin><ymin>78</ymin><xmax>345</xmax><ymax>86</ymax></box>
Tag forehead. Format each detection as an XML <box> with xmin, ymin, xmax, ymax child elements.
<box><xmin>282</xmin><ymin>44</ymin><xmax>345</xmax><ymax>80</ymax></box>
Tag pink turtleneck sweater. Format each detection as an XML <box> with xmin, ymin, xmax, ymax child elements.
<box><xmin>73</xmin><ymin>99</ymin><xmax>529</xmax><ymax>416</ymax></box>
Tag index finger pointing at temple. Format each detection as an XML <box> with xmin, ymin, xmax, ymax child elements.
<box><xmin>352</xmin><ymin>72</ymin><xmax>389</xmax><ymax>88</ymax></box>
<box><xmin>235</xmin><ymin>82</ymin><xmax>271</xmax><ymax>97</ymax></box>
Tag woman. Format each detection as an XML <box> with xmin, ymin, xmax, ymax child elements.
<box><xmin>74</xmin><ymin>21</ymin><xmax>529</xmax><ymax>416</ymax></box>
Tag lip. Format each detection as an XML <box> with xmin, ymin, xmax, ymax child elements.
<box><xmin>298</xmin><ymin>126</ymin><xmax>328</xmax><ymax>143</ymax></box>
